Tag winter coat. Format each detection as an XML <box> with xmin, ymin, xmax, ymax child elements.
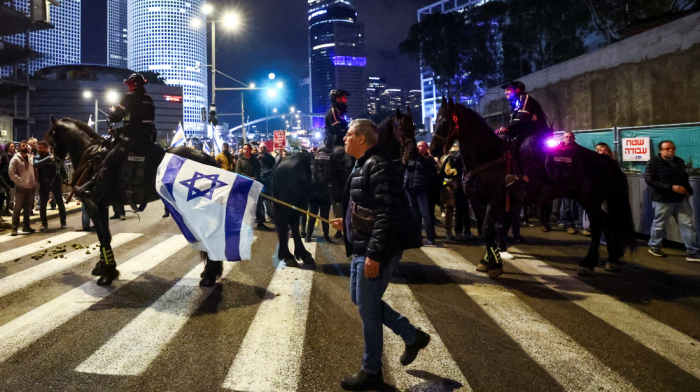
<box><xmin>342</xmin><ymin>146</ymin><xmax>422</xmax><ymax>264</ymax></box>
<box><xmin>403</xmin><ymin>151</ymin><xmax>436</xmax><ymax>191</ymax></box>
<box><xmin>645</xmin><ymin>154</ymin><xmax>693</xmax><ymax>203</ymax></box>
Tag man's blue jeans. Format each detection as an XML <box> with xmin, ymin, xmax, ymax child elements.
<box><xmin>350</xmin><ymin>252</ymin><xmax>417</xmax><ymax>375</ymax></box>
<box><xmin>406</xmin><ymin>189</ymin><xmax>435</xmax><ymax>241</ymax></box>
<box><xmin>559</xmin><ymin>198</ymin><xmax>583</xmax><ymax>229</ymax></box>
<box><xmin>649</xmin><ymin>199</ymin><xmax>700</xmax><ymax>256</ymax></box>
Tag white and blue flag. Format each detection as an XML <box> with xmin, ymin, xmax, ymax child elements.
<box><xmin>156</xmin><ymin>153</ymin><xmax>263</xmax><ymax>261</ymax></box>
<box><xmin>202</xmin><ymin>142</ymin><xmax>211</xmax><ymax>155</ymax></box>
<box><xmin>171</xmin><ymin>123</ymin><xmax>186</xmax><ymax>147</ymax></box>
<box><xmin>186</xmin><ymin>138</ymin><xmax>194</xmax><ymax>148</ymax></box>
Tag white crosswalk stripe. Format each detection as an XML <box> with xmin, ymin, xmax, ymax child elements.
<box><xmin>0</xmin><ymin>231</ymin><xmax>89</xmax><ymax>264</ymax></box>
<box><xmin>0</xmin><ymin>235</ymin><xmax>189</xmax><ymax>363</ymax></box>
<box><xmin>75</xmin><ymin>259</ymin><xmax>236</xmax><ymax>376</ymax></box>
<box><xmin>421</xmin><ymin>247</ymin><xmax>639</xmax><ymax>392</ymax></box>
<box><xmin>1</xmin><ymin>231</ymin><xmax>700</xmax><ymax>391</ymax></box>
<box><xmin>0</xmin><ymin>233</ymin><xmax>142</xmax><ymax>299</ymax></box>
<box><xmin>508</xmin><ymin>247</ymin><xmax>700</xmax><ymax>380</ymax></box>
<box><xmin>222</xmin><ymin>240</ymin><xmax>316</xmax><ymax>391</ymax></box>
<box><xmin>383</xmin><ymin>282</ymin><xmax>473</xmax><ymax>391</ymax></box>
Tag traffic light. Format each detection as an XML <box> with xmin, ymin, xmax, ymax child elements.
<box><xmin>201</xmin><ymin>107</ymin><xmax>207</xmax><ymax>123</ymax></box>
<box><xmin>208</xmin><ymin>103</ymin><xmax>219</xmax><ymax>127</ymax></box>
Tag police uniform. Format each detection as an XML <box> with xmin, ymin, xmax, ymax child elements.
<box><xmin>94</xmin><ymin>87</ymin><xmax>156</xmax><ymax>199</ymax></box>
<box><xmin>503</xmin><ymin>93</ymin><xmax>551</xmax><ymax>180</ymax></box>
<box><xmin>324</xmin><ymin>102</ymin><xmax>348</xmax><ymax>149</ymax></box>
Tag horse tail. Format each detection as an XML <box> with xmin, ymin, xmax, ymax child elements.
<box><xmin>606</xmin><ymin>165</ymin><xmax>637</xmax><ymax>254</ymax></box>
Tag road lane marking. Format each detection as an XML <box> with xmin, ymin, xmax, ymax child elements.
<box><xmin>222</xmin><ymin>240</ymin><xmax>316</xmax><ymax>391</ymax></box>
<box><xmin>421</xmin><ymin>247</ymin><xmax>638</xmax><ymax>392</ymax></box>
<box><xmin>0</xmin><ymin>232</ymin><xmax>89</xmax><ymax>264</ymax></box>
<box><xmin>0</xmin><ymin>233</ymin><xmax>142</xmax><ymax>298</ymax></box>
<box><xmin>0</xmin><ymin>235</ymin><xmax>189</xmax><ymax>363</ymax></box>
<box><xmin>383</xmin><ymin>282</ymin><xmax>473</xmax><ymax>391</ymax></box>
<box><xmin>509</xmin><ymin>247</ymin><xmax>700</xmax><ymax>379</ymax></box>
<box><xmin>75</xmin><ymin>260</ymin><xmax>235</xmax><ymax>375</ymax></box>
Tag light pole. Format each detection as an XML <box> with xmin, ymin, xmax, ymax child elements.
<box><xmin>83</xmin><ymin>90</ymin><xmax>119</xmax><ymax>133</ymax></box>
<box><xmin>196</xmin><ymin>4</ymin><xmax>239</xmax><ymax>137</ymax></box>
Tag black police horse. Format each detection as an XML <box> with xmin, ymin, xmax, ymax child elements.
<box><xmin>46</xmin><ymin>116</ymin><xmax>224</xmax><ymax>286</ymax></box>
<box><xmin>271</xmin><ymin>107</ymin><xmax>417</xmax><ymax>267</ymax></box>
<box><xmin>430</xmin><ymin>98</ymin><xmax>636</xmax><ymax>278</ymax></box>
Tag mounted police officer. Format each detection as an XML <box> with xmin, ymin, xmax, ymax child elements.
<box><xmin>77</xmin><ymin>73</ymin><xmax>156</xmax><ymax>204</ymax></box>
<box><xmin>324</xmin><ymin>89</ymin><xmax>350</xmax><ymax>149</ymax></box>
<box><xmin>496</xmin><ymin>81</ymin><xmax>551</xmax><ymax>192</ymax></box>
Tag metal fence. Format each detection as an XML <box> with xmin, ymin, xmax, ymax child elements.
<box><xmin>569</xmin><ymin>122</ymin><xmax>700</xmax><ymax>175</ymax></box>
<box><xmin>569</xmin><ymin>122</ymin><xmax>700</xmax><ymax>245</ymax></box>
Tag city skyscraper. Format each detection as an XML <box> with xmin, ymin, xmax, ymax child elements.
<box><xmin>107</xmin><ymin>0</ymin><xmax>128</xmax><ymax>68</ymax></box>
<box><xmin>1</xmin><ymin>0</ymin><xmax>81</xmax><ymax>77</ymax></box>
<box><xmin>366</xmin><ymin>76</ymin><xmax>386</xmax><ymax>115</ymax></box>
<box><xmin>299</xmin><ymin>77</ymin><xmax>312</xmax><ymax>130</ymax></box>
<box><xmin>308</xmin><ymin>0</ymin><xmax>366</xmax><ymax>122</ymax></box>
<box><xmin>128</xmin><ymin>0</ymin><xmax>208</xmax><ymax>136</ymax></box>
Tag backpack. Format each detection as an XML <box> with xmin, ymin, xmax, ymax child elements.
<box><xmin>312</xmin><ymin>151</ymin><xmax>333</xmax><ymax>184</ymax></box>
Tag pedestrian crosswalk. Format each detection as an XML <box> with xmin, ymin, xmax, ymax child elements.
<box><xmin>0</xmin><ymin>231</ymin><xmax>699</xmax><ymax>391</ymax></box>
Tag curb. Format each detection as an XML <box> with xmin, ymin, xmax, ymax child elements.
<box><xmin>0</xmin><ymin>202</ymin><xmax>83</xmax><ymax>230</ymax></box>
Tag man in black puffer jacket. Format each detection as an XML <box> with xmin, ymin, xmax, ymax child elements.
<box><xmin>645</xmin><ymin>140</ymin><xmax>699</xmax><ymax>261</ymax></box>
<box><xmin>330</xmin><ymin>119</ymin><xmax>426</xmax><ymax>391</ymax></box>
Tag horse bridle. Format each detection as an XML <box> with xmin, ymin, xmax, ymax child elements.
<box><xmin>433</xmin><ymin>112</ymin><xmax>461</xmax><ymax>147</ymax></box>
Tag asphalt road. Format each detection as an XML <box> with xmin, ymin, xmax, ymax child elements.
<box><xmin>1</xmin><ymin>202</ymin><xmax>699</xmax><ymax>392</ymax></box>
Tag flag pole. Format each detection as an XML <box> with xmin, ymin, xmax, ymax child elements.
<box><xmin>258</xmin><ymin>193</ymin><xmax>334</xmax><ymax>226</ymax></box>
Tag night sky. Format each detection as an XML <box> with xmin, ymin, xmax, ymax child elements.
<box><xmin>81</xmin><ymin>0</ymin><xmax>435</xmax><ymax>129</ymax></box>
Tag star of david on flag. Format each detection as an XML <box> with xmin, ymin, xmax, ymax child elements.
<box><xmin>179</xmin><ymin>172</ymin><xmax>228</xmax><ymax>201</ymax></box>
<box><xmin>156</xmin><ymin>153</ymin><xmax>263</xmax><ymax>261</ymax></box>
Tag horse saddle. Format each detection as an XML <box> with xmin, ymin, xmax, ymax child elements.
<box><xmin>121</xmin><ymin>143</ymin><xmax>166</xmax><ymax>210</ymax></box>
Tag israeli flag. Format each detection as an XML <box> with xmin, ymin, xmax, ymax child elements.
<box><xmin>156</xmin><ymin>153</ymin><xmax>263</xmax><ymax>261</ymax></box>
<box><xmin>171</xmin><ymin>123</ymin><xmax>186</xmax><ymax>147</ymax></box>
<box><xmin>186</xmin><ymin>138</ymin><xmax>194</xmax><ymax>148</ymax></box>
<box><xmin>202</xmin><ymin>142</ymin><xmax>211</xmax><ymax>155</ymax></box>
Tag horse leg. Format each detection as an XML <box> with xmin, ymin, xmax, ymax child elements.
<box><xmin>603</xmin><ymin>213</ymin><xmax>625</xmax><ymax>272</ymax></box>
<box><xmin>200</xmin><ymin>252</ymin><xmax>224</xmax><ymax>287</ymax></box>
<box><xmin>92</xmin><ymin>205</ymin><xmax>119</xmax><ymax>286</ymax></box>
<box><xmin>482</xmin><ymin>204</ymin><xmax>504</xmax><ymax>279</ymax></box>
<box><xmin>274</xmin><ymin>208</ymin><xmax>296</xmax><ymax>267</ymax></box>
<box><xmin>291</xmin><ymin>211</ymin><xmax>314</xmax><ymax>266</ymax></box>
<box><xmin>577</xmin><ymin>206</ymin><xmax>602</xmax><ymax>276</ymax></box>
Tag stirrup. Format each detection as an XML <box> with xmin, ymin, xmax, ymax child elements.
<box><xmin>505</xmin><ymin>174</ymin><xmax>520</xmax><ymax>188</ymax></box>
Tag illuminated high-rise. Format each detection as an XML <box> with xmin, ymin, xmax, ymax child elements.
<box><xmin>107</xmin><ymin>0</ymin><xmax>128</xmax><ymax>68</ymax></box>
<box><xmin>1</xmin><ymin>0</ymin><xmax>81</xmax><ymax>76</ymax></box>
<box><xmin>128</xmin><ymin>0</ymin><xmax>208</xmax><ymax>136</ymax></box>
<box><xmin>308</xmin><ymin>0</ymin><xmax>366</xmax><ymax>122</ymax></box>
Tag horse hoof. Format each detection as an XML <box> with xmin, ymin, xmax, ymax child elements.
<box><xmin>96</xmin><ymin>268</ymin><xmax>119</xmax><ymax>286</ymax></box>
<box><xmin>488</xmin><ymin>268</ymin><xmax>504</xmax><ymax>279</ymax></box>
<box><xmin>604</xmin><ymin>262</ymin><xmax>623</xmax><ymax>273</ymax></box>
<box><xmin>576</xmin><ymin>266</ymin><xmax>595</xmax><ymax>276</ymax></box>
<box><xmin>476</xmin><ymin>262</ymin><xmax>489</xmax><ymax>272</ymax></box>
<box><xmin>91</xmin><ymin>262</ymin><xmax>106</xmax><ymax>276</ymax></box>
<box><xmin>199</xmin><ymin>276</ymin><xmax>217</xmax><ymax>287</ymax></box>
<box><xmin>301</xmin><ymin>253</ymin><xmax>315</xmax><ymax>265</ymax></box>
<box><xmin>284</xmin><ymin>258</ymin><xmax>299</xmax><ymax>268</ymax></box>
<box><xmin>500</xmin><ymin>252</ymin><xmax>514</xmax><ymax>260</ymax></box>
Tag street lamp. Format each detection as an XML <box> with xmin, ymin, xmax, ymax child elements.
<box><xmin>83</xmin><ymin>89</ymin><xmax>120</xmax><ymax>133</ymax></box>
<box><xmin>268</xmin><ymin>73</ymin><xmax>275</xmax><ymax>80</ymax></box>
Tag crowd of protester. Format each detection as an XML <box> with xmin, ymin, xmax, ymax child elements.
<box><xmin>0</xmin><ymin>138</ymin><xmax>68</xmax><ymax>236</ymax></box>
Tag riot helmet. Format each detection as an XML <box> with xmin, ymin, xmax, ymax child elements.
<box><xmin>124</xmin><ymin>73</ymin><xmax>148</xmax><ymax>90</ymax></box>
<box><xmin>329</xmin><ymin>89</ymin><xmax>350</xmax><ymax>102</ymax></box>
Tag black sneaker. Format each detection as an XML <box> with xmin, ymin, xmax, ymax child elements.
<box><xmin>323</xmin><ymin>235</ymin><xmax>333</xmax><ymax>244</ymax></box>
<box><xmin>648</xmin><ymin>248</ymin><xmax>667</xmax><ymax>257</ymax></box>
<box><xmin>400</xmin><ymin>328</ymin><xmax>430</xmax><ymax>366</ymax></box>
<box><xmin>340</xmin><ymin>369</ymin><xmax>383</xmax><ymax>391</ymax></box>
<box><xmin>109</xmin><ymin>214</ymin><xmax>121</xmax><ymax>220</ymax></box>
<box><xmin>22</xmin><ymin>227</ymin><xmax>36</xmax><ymax>234</ymax></box>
